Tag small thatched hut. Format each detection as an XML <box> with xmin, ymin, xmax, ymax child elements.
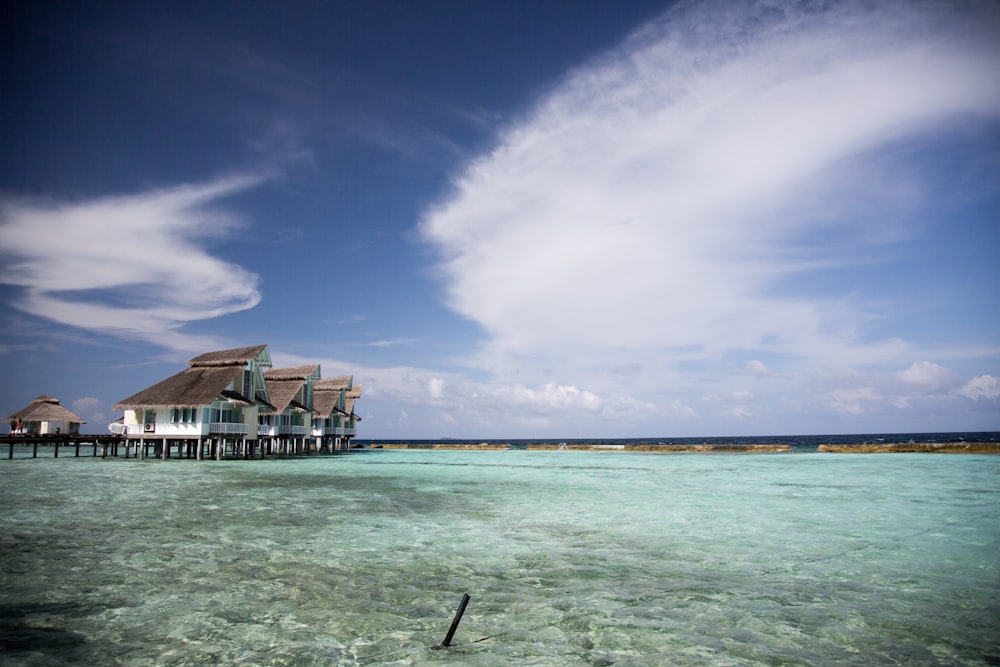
<box><xmin>6</xmin><ymin>395</ymin><xmax>86</xmax><ymax>435</ymax></box>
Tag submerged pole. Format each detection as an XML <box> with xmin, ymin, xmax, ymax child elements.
<box><xmin>435</xmin><ymin>593</ymin><xmax>471</xmax><ymax>649</ymax></box>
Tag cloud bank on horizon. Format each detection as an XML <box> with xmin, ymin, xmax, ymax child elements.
<box><xmin>412</xmin><ymin>0</ymin><xmax>1000</xmax><ymax>434</ymax></box>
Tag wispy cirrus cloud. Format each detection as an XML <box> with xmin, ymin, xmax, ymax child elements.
<box><xmin>417</xmin><ymin>0</ymin><xmax>1000</xmax><ymax>433</ymax></box>
<box><xmin>367</xmin><ymin>337</ymin><xmax>419</xmax><ymax>348</ymax></box>
<box><xmin>0</xmin><ymin>175</ymin><xmax>265</xmax><ymax>354</ymax></box>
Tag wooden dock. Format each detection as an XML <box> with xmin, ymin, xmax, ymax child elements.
<box><xmin>1</xmin><ymin>434</ymin><xmax>347</xmax><ymax>460</ymax></box>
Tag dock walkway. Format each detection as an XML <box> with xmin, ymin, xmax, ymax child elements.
<box><xmin>1</xmin><ymin>434</ymin><xmax>345</xmax><ymax>460</ymax></box>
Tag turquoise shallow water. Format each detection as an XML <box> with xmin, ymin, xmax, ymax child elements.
<box><xmin>1</xmin><ymin>450</ymin><xmax>998</xmax><ymax>666</ymax></box>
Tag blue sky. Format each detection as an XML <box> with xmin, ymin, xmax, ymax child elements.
<box><xmin>1</xmin><ymin>0</ymin><xmax>998</xmax><ymax>439</ymax></box>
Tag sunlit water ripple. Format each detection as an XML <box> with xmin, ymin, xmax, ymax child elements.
<box><xmin>1</xmin><ymin>450</ymin><xmax>998</xmax><ymax>665</ymax></box>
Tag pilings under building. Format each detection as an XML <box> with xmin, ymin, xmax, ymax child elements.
<box><xmin>2</xmin><ymin>433</ymin><xmax>355</xmax><ymax>461</ymax></box>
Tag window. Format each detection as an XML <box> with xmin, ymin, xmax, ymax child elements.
<box><xmin>171</xmin><ymin>408</ymin><xmax>196</xmax><ymax>424</ymax></box>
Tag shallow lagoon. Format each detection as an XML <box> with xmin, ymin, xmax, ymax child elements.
<box><xmin>1</xmin><ymin>450</ymin><xmax>998</xmax><ymax>665</ymax></box>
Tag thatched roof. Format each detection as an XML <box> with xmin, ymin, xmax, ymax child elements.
<box><xmin>342</xmin><ymin>384</ymin><xmax>362</xmax><ymax>420</ymax></box>
<box><xmin>261</xmin><ymin>366</ymin><xmax>320</xmax><ymax>414</ymax></box>
<box><xmin>314</xmin><ymin>375</ymin><xmax>352</xmax><ymax>391</ymax></box>
<box><xmin>344</xmin><ymin>397</ymin><xmax>361</xmax><ymax>421</ymax></box>
<box><xmin>310</xmin><ymin>375</ymin><xmax>352</xmax><ymax>418</ymax></box>
<box><xmin>6</xmin><ymin>395</ymin><xmax>85</xmax><ymax>423</ymax></box>
<box><xmin>189</xmin><ymin>344</ymin><xmax>268</xmax><ymax>368</ymax></box>
<box><xmin>253</xmin><ymin>394</ymin><xmax>278</xmax><ymax>412</ymax></box>
<box><xmin>114</xmin><ymin>366</ymin><xmax>245</xmax><ymax>410</ymax></box>
<box><xmin>312</xmin><ymin>391</ymin><xmax>346</xmax><ymax>418</ymax></box>
<box><xmin>288</xmin><ymin>399</ymin><xmax>314</xmax><ymax>413</ymax></box>
<box><xmin>263</xmin><ymin>365</ymin><xmax>320</xmax><ymax>381</ymax></box>
<box><xmin>114</xmin><ymin>345</ymin><xmax>271</xmax><ymax>410</ymax></box>
<box><xmin>262</xmin><ymin>378</ymin><xmax>310</xmax><ymax>415</ymax></box>
<box><xmin>219</xmin><ymin>390</ymin><xmax>255</xmax><ymax>407</ymax></box>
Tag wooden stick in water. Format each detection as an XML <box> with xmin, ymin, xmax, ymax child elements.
<box><xmin>434</xmin><ymin>593</ymin><xmax>471</xmax><ymax>649</ymax></box>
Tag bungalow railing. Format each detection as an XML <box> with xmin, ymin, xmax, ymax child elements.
<box><xmin>121</xmin><ymin>423</ymin><xmax>249</xmax><ymax>436</ymax></box>
<box><xmin>207</xmin><ymin>422</ymin><xmax>249</xmax><ymax>435</ymax></box>
<box><xmin>259</xmin><ymin>425</ymin><xmax>308</xmax><ymax>436</ymax></box>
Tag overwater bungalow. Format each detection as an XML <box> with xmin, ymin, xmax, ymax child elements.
<box><xmin>6</xmin><ymin>395</ymin><xmax>85</xmax><ymax>436</ymax></box>
<box><xmin>259</xmin><ymin>365</ymin><xmax>320</xmax><ymax>455</ymax></box>
<box><xmin>113</xmin><ymin>344</ymin><xmax>275</xmax><ymax>459</ymax></box>
<box><xmin>311</xmin><ymin>375</ymin><xmax>355</xmax><ymax>452</ymax></box>
<box><xmin>345</xmin><ymin>384</ymin><xmax>363</xmax><ymax>445</ymax></box>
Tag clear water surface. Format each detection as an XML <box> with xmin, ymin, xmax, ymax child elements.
<box><xmin>1</xmin><ymin>449</ymin><xmax>998</xmax><ymax>666</ymax></box>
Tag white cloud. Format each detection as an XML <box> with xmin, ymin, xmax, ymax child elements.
<box><xmin>960</xmin><ymin>375</ymin><xmax>1000</xmax><ymax>401</ymax></box>
<box><xmin>897</xmin><ymin>361</ymin><xmax>960</xmax><ymax>393</ymax></box>
<box><xmin>71</xmin><ymin>397</ymin><xmax>105</xmax><ymax>424</ymax></box>
<box><xmin>728</xmin><ymin>406</ymin><xmax>753</xmax><ymax>420</ymax></box>
<box><xmin>0</xmin><ymin>175</ymin><xmax>264</xmax><ymax>354</ymax></box>
<box><xmin>428</xmin><ymin>377</ymin><xmax>445</xmax><ymax>399</ymax></box>
<box><xmin>897</xmin><ymin>361</ymin><xmax>938</xmax><ymax>385</ymax></box>
<box><xmin>492</xmin><ymin>383</ymin><xmax>602</xmax><ymax>413</ymax></box>
<box><xmin>275</xmin><ymin>350</ymin><xmax>664</xmax><ymax>436</ymax></box>
<box><xmin>831</xmin><ymin>387</ymin><xmax>882</xmax><ymax>416</ymax></box>
<box><xmin>417</xmin><ymin>0</ymin><xmax>1000</xmax><ymax>432</ymax></box>
<box><xmin>819</xmin><ymin>360</ymin><xmax>996</xmax><ymax>416</ymax></box>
